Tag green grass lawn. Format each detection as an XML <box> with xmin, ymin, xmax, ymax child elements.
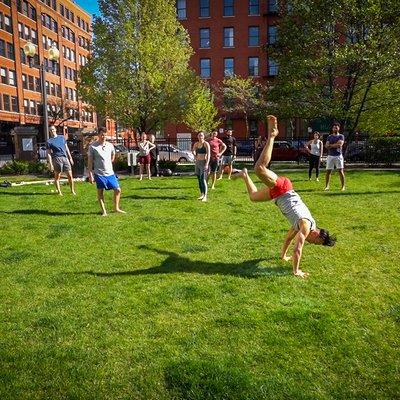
<box><xmin>0</xmin><ymin>170</ymin><xmax>399</xmax><ymax>399</ymax></box>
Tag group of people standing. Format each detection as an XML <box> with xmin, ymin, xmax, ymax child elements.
<box><xmin>304</xmin><ymin>122</ymin><xmax>346</xmax><ymax>191</ymax></box>
<box><xmin>192</xmin><ymin>129</ymin><xmax>237</xmax><ymax>202</ymax></box>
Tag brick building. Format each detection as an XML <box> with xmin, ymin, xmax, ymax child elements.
<box><xmin>0</xmin><ymin>0</ymin><xmax>96</xmax><ymax>153</ymax></box>
<box><xmin>166</xmin><ymin>0</ymin><xmax>290</xmax><ymax>142</ymax></box>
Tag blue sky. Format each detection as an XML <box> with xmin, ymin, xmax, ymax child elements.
<box><xmin>76</xmin><ymin>0</ymin><xmax>100</xmax><ymax>16</ymax></box>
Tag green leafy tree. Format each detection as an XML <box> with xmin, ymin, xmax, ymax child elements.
<box><xmin>78</xmin><ymin>0</ymin><xmax>198</xmax><ymax>133</ymax></box>
<box><xmin>219</xmin><ymin>75</ymin><xmax>268</xmax><ymax>138</ymax></box>
<box><xmin>268</xmin><ymin>0</ymin><xmax>400</xmax><ymax>139</ymax></box>
<box><xmin>183</xmin><ymin>81</ymin><xmax>220</xmax><ymax>133</ymax></box>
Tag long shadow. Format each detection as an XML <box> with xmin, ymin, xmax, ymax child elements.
<box><xmin>129</xmin><ymin>186</ymin><xmax>193</xmax><ymax>191</ymax></box>
<box><xmin>0</xmin><ymin>209</ymin><xmax>98</xmax><ymax>216</ymax></box>
<box><xmin>79</xmin><ymin>245</ymin><xmax>288</xmax><ymax>278</ymax></box>
<box><xmin>0</xmin><ymin>191</ymin><xmax>54</xmax><ymax>196</ymax></box>
<box><xmin>125</xmin><ymin>194</ymin><xmax>192</xmax><ymax>200</ymax></box>
<box><xmin>296</xmin><ymin>189</ymin><xmax>400</xmax><ymax>196</ymax></box>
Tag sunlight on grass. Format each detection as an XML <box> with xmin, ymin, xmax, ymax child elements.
<box><xmin>0</xmin><ymin>171</ymin><xmax>399</xmax><ymax>399</ymax></box>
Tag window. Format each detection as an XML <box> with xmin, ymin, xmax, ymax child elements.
<box><xmin>6</xmin><ymin>42</ymin><xmax>14</xmax><ymax>59</ymax></box>
<box><xmin>199</xmin><ymin>28</ymin><xmax>210</xmax><ymax>48</ymax></box>
<box><xmin>268</xmin><ymin>58</ymin><xmax>278</xmax><ymax>76</ymax></box>
<box><xmin>62</xmin><ymin>26</ymin><xmax>75</xmax><ymax>42</ymax></box>
<box><xmin>268</xmin><ymin>0</ymin><xmax>278</xmax><ymax>13</ymax></box>
<box><xmin>4</xmin><ymin>94</ymin><xmax>10</xmax><ymax>111</ymax></box>
<box><xmin>8</xmin><ymin>69</ymin><xmax>15</xmax><ymax>86</ymax></box>
<box><xmin>268</xmin><ymin>25</ymin><xmax>277</xmax><ymax>44</ymax></box>
<box><xmin>41</xmin><ymin>13</ymin><xmax>57</xmax><ymax>32</ymax></box>
<box><xmin>248</xmin><ymin>26</ymin><xmax>259</xmax><ymax>46</ymax></box>
<box><xmin>199</xmin><ymin>0</ymin><xmax>209</xmax><ymax>17</ymax></box>
<box><xmin>223</xmin><ymin>0</ymin><xmax>234</xmax><ymax>16</ymax></box>
<box><xmin>224</xmin><ymin>58</ymin><xmax>234</xmax><ymax>77</ymax></box>
<box><xmin>28</xmin><ymin>75</ymin><xmax>34</xmax><ymax>90</ymax></box>
<box><xmin>200</xmin><ymin>58</ymin><xmax>211</xmax><ymax>78</ymax></box>
<box><xmin>17</xmin><ymin>0</ymin><xmax>37</xmax><ymax>20</ymax></box>
<box><xmin>248</xmin><ymin>57</ymin><xmax>259</xmax><ymax>76</ymax></box>
<box><xmin>176</xmin><ymin>0</ymin><xmax>186</xmax><ymax>20</ymax></box>
<box><xmin>0</xmin><ymin>67</ymin><xmax>6</xmax><ymax>83</ymax></box>
<box><xmin>0</xmin><ymin>39</ymin><xmax>4</xmax><ymax>56</ymax></box>
<box><xmin>1</xmin><ymin>0</ymin><xmax>11</xmax><ymax>6</ymax></box>
<box><xmin>24</xmin><ymin>99</ymin><xmax>29</xmax><ymax>114</ymax></box>
<box><xmin>0</xmin><ymin>13</ymin><xmax>12</xmax><ymax>33</ymax></box>
<box><xmin>11</xmin><ymin>96</ymin><xmax>18</xmax><ymax>112</ymax></box>
<box><xmin>35</xmin><ymin>77</ymin><xmax>41</xmax><ymax>92</ymax></box>
<box><xmin>223</xmin><ymin>27</ymin><xmax>234</xmax><ymax>47</ymax></box>
<box><xmin>249</xmin><ymin>0</ymin><xmax>259</xmax><ymax>15</ymax></box>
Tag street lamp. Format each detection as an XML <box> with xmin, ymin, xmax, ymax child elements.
<box><xmin>23</xmin><ymin>41</ymin><xmax>60</xmax><ymax>141</ymax></box>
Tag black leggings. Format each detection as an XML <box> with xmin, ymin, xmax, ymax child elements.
<box><xmin>308</xmin><ymin>154</ymin><xmax>321</xmax><ymax>178</ymax></box>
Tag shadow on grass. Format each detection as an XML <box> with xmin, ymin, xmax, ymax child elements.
<box><xmin>80</xmin><ymin>245</ymin><xmax>288</xmax><ymax>278</ymax></box>
<box><xmin>0</xmin><ymin>191</ymin><xmax>54</xmax><ymax>196</ymax></box>
<box><xmin>0</xmin><ymin>209</ymin><xmax>98</xmax><ymax>216</ymax></box>
<box><xmin>125</xmin><ymin>194</ymin><xmax>192</xmax><ymax>200</ymax></box>
<box><xmin>296</xmin><ymin>189</ymin><xmax>400</xmax><ymax>196</ymax></box>
<box><xmin>129</xmin><ymin>186</ymin><xmax>193</xmax><ymax>191</ymax></box>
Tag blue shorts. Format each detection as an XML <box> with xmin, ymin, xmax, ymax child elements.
<box><xmin>94</xmin><ymin>174</ymin><xmax>120</xmax><ymax>190</ymax></box>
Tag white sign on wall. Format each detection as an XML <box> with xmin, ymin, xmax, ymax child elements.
<box><xmin>22</xmin><ymin>138</ymin><xmax>33</xmax><ymax>151</ymax></box>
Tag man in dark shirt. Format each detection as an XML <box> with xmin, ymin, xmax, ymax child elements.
<box><xmin>324</xmin><ymin>122</ymin><xmax>345</xmax><ymax>191</ymax></box>
<box><xmin>218</xmin><ymin>129</ymin><xmax>237</xmax><ymax>180</ymax></box>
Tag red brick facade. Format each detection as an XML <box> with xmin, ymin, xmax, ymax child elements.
<box><xmin>0</xmin><ymin>0</ymin><xmax>96</xmax><ymax>144</ymax></box>
<box><xmin>166</xmin><ymin>0</ymin><xmax>290</xmax><ymax>140</ymax></box>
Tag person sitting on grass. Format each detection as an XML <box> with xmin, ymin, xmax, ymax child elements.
<box><xmin>87</xmin><ymin>127</ymin><xmax>126</xmax><ymax>216</ymax></box>
<box><xmin>234</xmin><ymin>115</ymin><xmax>336</xmax><ymax>278</ymax></box>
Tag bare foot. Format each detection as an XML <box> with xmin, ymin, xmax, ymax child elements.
<box><xmin>294</xmin><ymin>270</ymin><xmax>309</xmax><ymax>278</ymax></box>
<box><xmin>267</xmin><ymin>115</ymin><xmax>278</xmax><ymax>136</ymax></box>
<box><xmin>72</xmin><ymin>191</ymin><xmax>77</xmax><ymax>196</ymax></box>
<box><xmin>324</xmin><ymin>186</ymin><xmax>330</xmax><ymax>191</ymax></box>
<box><xmin>341</xmin><ymin>186</ymin><xmax>346</xmax><ymax>191</ymax></box>
<box><xmin>211</xmin><ymin>186</ymin><xmax>215</xmax><ymax>190</ymax></box>
<box><xmin>114</xmin><ymin>209</ymin><xmax>127</xmax><ymax>214</ymax></box>
<box><xmin>231</xmin><ymin>168</ymin><xmax>248</xmax><ymax>179</ymax></box>
<box><xmin>201</xmin><ymin>196</ymin><xmax>207</xmax><ymax>202</ymax></box>
<box><xmin>101</xmin><ymin>212</ymin><xmax>108</xmax><ymax>217</ymax></box>
<box><xmin>217</xmin><ymin>176</ymin><xmax>223</xmax><ymax>180</ymax></box>
<box><xmin>197</xmin><ymin>195</ymin><xmax>204</xmax><ymax>200</ymax></box>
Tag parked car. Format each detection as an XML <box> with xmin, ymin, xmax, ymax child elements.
<box><xmin>236</xmin><ymin>140</ymin><xmax>255</xmax><ymax>157</ymax></box>
<box><xmin>272</xmin><ymin>141</ymin><xmax>309</xmax><ymax>162</ymax></box>
<box><xmin>157</xmin><ymin>144</ymin><xmax>195</xmax><ymax>163</ymax></box>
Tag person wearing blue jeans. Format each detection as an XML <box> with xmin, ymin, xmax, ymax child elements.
<box><xmin>192</xmin><ymin>132</ymin><xmax>210</xmax><ymax>202</ymax></box>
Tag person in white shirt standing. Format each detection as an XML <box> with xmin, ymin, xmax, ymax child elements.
<box><xmin>87</xmin><ymin>127</ymin><xmax>126</xmax><ymax>216</ymax></box>
<box><xmin>305</xmin><ymin>131</ymin><xmax>323</xmax><ymax>181</ymax></box>
<box><xmin>138</xmin><ymin>133</ymin><xmax>156</xmax><ymax>181</ymax></box>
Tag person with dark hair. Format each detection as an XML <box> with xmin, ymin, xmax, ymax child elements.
<box><xmin>207</xmin><ymin>130</ymin><xmax>226</xmax><ymax>189</ymax></box>
<box><xmin>192</xmin><ymin>132</ymin><xmax>210</xmax><ymax>202</ymax></box>
<box><xmin>305</xmin><ymin>131</ymin><xmax>323</xmax><ymax>181</ymax></box>
<box><xmin>87</xmin><ymin>127</ymin><xmax>125</xmax><ymax>216</ymax></box>
<box><xmin>233</xmin><ymin>115</ymin><xmax>336</xmax><ymax>278</ymax></box>
<box><xmin>138</xmin><ymin>133</ymin><xmax>156</xmax><ymax>181</ymax></box>
<box><xmin>46</xmin><ymin>125</ymin><xmax>76</xmax><ymax>196</ymax></box>
<box><xmin>325</xmin><ymin>122</ymin><xmax>345</xmax><ymax>191</ymax></box>
<box><xmin>148</xmin><ymin>134</ymin><xmax>159</xmax><ymax>177</ymax></box>
<box><xmin>218</xmin><ymin>129</ymin><xmax>237</xmax><ymax>180</ymax></box>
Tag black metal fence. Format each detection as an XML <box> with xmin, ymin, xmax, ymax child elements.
<box><xmin>30</xmin><ymin>134</ymin><xmax>400</xmax><ymax>167</ymax></box>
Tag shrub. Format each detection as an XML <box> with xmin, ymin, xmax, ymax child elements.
<box><xmin>0</xmin><ymin>161</ymin><xmax>29</xmax><ymax>175</ymax></box>
<box><xmin>113</xmin><ymin>158</ymin><xmax>129</xmax><ymax>172</ymax></box>
<box><xmin>159</xmin><ymin>160</ymin><xmax>178</xmax><ymax>172</ymax></box>
<box><xmin>366</xmin><ymin>136</ymin><xmax>400</xmax><ymax>165</ymax></box>
<box><xmin>28</xmin><ymin>161</ymin><xmax>49</xmax><ymax>175</ymax></box>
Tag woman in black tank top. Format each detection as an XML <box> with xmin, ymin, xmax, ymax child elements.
<box><xmin>192</xmin><ymin>132</ymin><xmax>210</xmax><ymax>202</ymax></box>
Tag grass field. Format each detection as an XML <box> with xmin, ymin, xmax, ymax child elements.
<box><xmin>0</xmin><ymin>170</ymin><xmax>399</xmax><ymax>399</ymax></box>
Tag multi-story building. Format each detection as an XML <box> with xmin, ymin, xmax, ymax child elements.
<box><xmin>166</xmin><ymin>0</ymin><xmax>291</xmax><ymax>141</ymax></box>
<box><xmin>0</xmin><ymin>0</ymin><xmax>96</xmax><ymax>152</ymax></box>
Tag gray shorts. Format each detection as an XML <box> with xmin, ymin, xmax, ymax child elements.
<box><xmin>53</xmin><ymin>156</ymin><xmax>71</xmax><ymax>173</ymax></box>
<box><xmin>221</xmin><ymin>155</ymin><xmax>234</xmax><ymax>165</ymax></box>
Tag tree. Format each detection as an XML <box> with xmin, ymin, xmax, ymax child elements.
<box><xmin>183</xmin><ymin>81</ymin><xmax>220</xmax><ymax>133</ymax></box>
<box><xmin>77</xmin><ymin>0</ymin><xmax>200</xmax><ymax>134</ymax></box>
<box><xmin>268</xmin><ymin>0</ymin><xmax>400</xmax><ymax>139</ymax></box>
<box><xmin>47</xmin><ymin>97</ymin><xmax>76</xmax><ymax>127</ymax></box>
<box><xmin>219</xmin><ymin>75</ymin><xmax>268</xmax><ymax>138</ymax></box>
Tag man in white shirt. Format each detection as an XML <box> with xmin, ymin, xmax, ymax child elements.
<box><xmin>87</xmin><ymin>127</ymin><xmax>126</xmax><ymax>216</ymax></box>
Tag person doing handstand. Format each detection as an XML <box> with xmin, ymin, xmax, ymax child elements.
<box><xmin>235</xmin><ymin>115</ymin><xmax>336</xmax><ymax>278</ymax></box>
